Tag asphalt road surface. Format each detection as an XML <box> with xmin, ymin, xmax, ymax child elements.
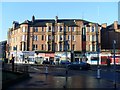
<box><xmin>6</xmin><ymin>64</ymin><xmax>120</xmax><ymax>89</ymax></box>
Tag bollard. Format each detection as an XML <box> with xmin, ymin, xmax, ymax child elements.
<box><xmin>114</xmin><ymin>83</ymin><xmax>116</xmax><ymax>89</ymax></box>
<box><xmin>45</xmin><ymin>66</ymin><xmax>48</xmax><ymax>74</ymax></box>
<box><xmin>97</xmin><ymin>66</ymin><xmax>101</xmax><ymax>79</ymax></box>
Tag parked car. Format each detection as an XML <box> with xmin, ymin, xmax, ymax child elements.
<box><xmin>42</xmin><ymin>60</ymin><xmax>55</xmax><ymax>65</ymax></box>
<box><xmin>60</xmin><ymin>60</ymin><xmax>71</xmax><ymax>65</ymax></box>
<box><xmin>42</xmin><ymin>60</ymin><xmax>50</xmax><ymax>64</ymax></box>
<box><xmin>67</xmin><ymin>61</ymin><xmax>90</xmax><ymax>70</ymax></box>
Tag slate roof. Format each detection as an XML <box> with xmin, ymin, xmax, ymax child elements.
<box><xmin>21</xmin><ymin>19</ymin><xmax>94</xmax><ymax>27</ymax></box>
<box><xmin>101</xmin><ymin>23</ymin><xmax>120</xmax><ymax>33</ymax></box>
<box><xmin>106</xmin><ymin>23</ymin><xmax>120</xmax><ymax>30</ymax></box>
<box><xmin>30</xmin><ymin>19</ymin><xmax>54</xmax><ymax>27</ymax></box>
<box><xmin>10</xmin><ymin>18</ymin><xmax>101</xmax><ymax>31</ymax></box>
<box><xmin>107</xmin><ymin>24</ymin><xmax>114</xmax><ymax>29</ymax></box>
<box><xmin>57</xmin><ymin>19</ymin><xmax>79</xmax><ymax>26</ymax></box>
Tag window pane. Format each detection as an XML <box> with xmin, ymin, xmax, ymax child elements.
<box><xmin>68</xmin><ymin>35</ymin><xmax>70</xmax><ymax>40</ymax></box>
<box><xmin>42</xmin><ymin>44</ymin><xmax>44</xmax><ymax>50</ymax></box>
<box><xmin>34</xmin><ymin>27</ymin><xmax>38</xmax><ymax>32</ymax></box>
<box><xmin>36</xmin><ymin>45</ymin><xmax>38</xmax><ymax>49</ymax></box>
<box><xmin>60</xmin><ymin>35</ymin><xmax>62</xmax><ymax>40</ymax></box>
<box><xmin>42</xmin><ymin>35</ymin><xmax>44</xmax><ymax>40</ymax></box>
<box><xmin>48</xmin><ymin>26</ymin><xmax>51</xmax><ymax>32</ymax></box>
<box><xmin>42</xmin><ymin>27</ymin><xmax>44</xmax><ymax>31</ymax></box>
<box><xmin>92</xmin><ymin>26</ymin><xmax>94</xmax><ymax>32</ymax></box>
<box><xmin>68</xmin><ymin>27</ymin><xmax>70</xmax><ymax>31</ymax></box>
<box><xmin>48</xmin><ymin>35</ymin><xmax>51</xmax><ymax>40</ymax></box>
<box><xmin>33</xmin><ymin>35</ymin><xmax>38</xmax><ymax>41</ymax></box>
<box><xmin>60</xmin><ymin>43</ymin><xmax>62</xmax><ymax>51</ymax></box>
<box><xmin>72</xmin><ymin>36</ymin><xmax>74</xmax><ymax>40</ymax></box>
<box><xmin>92</xmin><ymin>35</ymin><xmax>94</xmax><ymax>41</ymax></box>
<box><xmin>22</xmin><ymin>35</ymin><xmax>25</xmax><ymax>41</ymax></box>
<box><xmin>73</xmin><ymin>44</ymin><xmax>75</xmax><ymax>50</ymax></box>
<box><xmin>48</xmin><ymin>44</ymin><xmax>51</xmax><ymax>51</ymax></box>
<box><xmin>33</xmin><ymin>44</ymin><xmax>37</xmax><ymax>50</ymax></box>
<box><xmin>60</xmin><ymin>26</ymin><xmax>62</xmax><ymax>32</ymax></box>
<box><xmin>22</xmin><ymin>27</ymin><xmax>26</xmax><ymax>32</ymax></box>
<box><xmin>72</xmin><ymin>27</ymin><xmax>74</xmax><ymax>32</ymax></box>
<box><xmin>68</xmin><ymin>44</ymin><xmax>69</xmax><ymax>50</ymax></box>
<box><xmin>64</xmin><ymin>26</ymin><xmax>66</xmax><ymax>32</ymax></box>
<box><xmin>32</xmin><ymin>44</ymin><xmax>35</xmax><ymax>50</ymax></box>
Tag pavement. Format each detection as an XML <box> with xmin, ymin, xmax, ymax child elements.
<box><xmin>2</xmin><ymin>70</ymin><xmax>30</xmax><ymax>90</ymax></box>
<box><xmin>5</xmin><ymin>65</ymin><xmax>120</xmax><ymax>89</ymax></box>
<box><xmin>7</xmin><ymin>74</ymin><xmax>120</xmax><ymax>89</ymax></box>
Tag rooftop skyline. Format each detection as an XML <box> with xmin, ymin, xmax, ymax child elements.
<box><xmin>1</xmin><ymin>2</ymin><xmax>118</xmax><ymax>42</ymax></box>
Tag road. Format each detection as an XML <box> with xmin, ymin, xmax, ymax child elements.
<box><xmin>6</xmin><ymin>64</ymin><xmax>120</xmax><ymax>89</ymax></box>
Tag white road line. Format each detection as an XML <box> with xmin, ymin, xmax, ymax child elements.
<box><xmin>31</xmin><ymin>67</ymin><xmax>40</xmax><ymax>71</ymax></box>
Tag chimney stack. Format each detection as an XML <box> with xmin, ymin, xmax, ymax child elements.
<box><xmin>101</xmin><ymin>23</ymin><xmax>107</xmax><ymax>28</ymax></box>
<box><xmin>55</xmin><ymin>16</ymin><xmax>58</xmax><ymax>23</ymax></box>
<box><xmin>114</xmin><ymin>21</ymin><xmax>118</xmax><ymax>30</ymax></box>
<box><xmin>32</xmin><ymin>15</ymin><xmax>35</xmax><ymax>22</ymax></box>
<box><xmin>12</xmin><ymin>21</ymin><xmax>19</xmax><ymax>30</ymax></box>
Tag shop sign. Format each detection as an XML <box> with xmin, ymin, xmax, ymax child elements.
<box><xmin>45</xmin><ymin>53</ymin><xmax>54</xmax><ymax>57</ymax></box>
<box><xmin>38</xmin><ymin>53</ymin><xmax>45</xmax><ymax>57</ymax></box>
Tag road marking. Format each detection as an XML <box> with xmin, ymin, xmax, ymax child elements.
<box><xmin>31</xmin><ymin>67</ymin><xmax>40</xmax><ymax>71</ymax></box>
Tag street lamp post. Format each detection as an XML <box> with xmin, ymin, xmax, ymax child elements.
<box><xmin>63</xmin><ymin>25</ymin><xmax>68</xmax><ymax>88</ymax></box>
<box><xmin>71</xmin><ymin>27</ymin><xmax>74</xmax><ymax>62</ymax></box>
<box><xmin>64</xmin><ymin>40</ymin><xmax>68</xmax><ymax>88</ymax></box>
<box><xmin>14</xmin><ymin>46</ymin><xmax>17</xmax><ymax>71</ymax></box>
<box><xmin>113</xmin><ymin>40</ymin><xmax>116</xmax><ymax>88</ymax></box>
<box><xmin>96</xmin><ymin>23</ymin><xmax>101</xmax><ymax>79</ymax></box>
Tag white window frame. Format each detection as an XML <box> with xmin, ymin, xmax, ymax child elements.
<box><xmin>22</xmin><ymin>27</ymin><xmax>26</xmax><ymax>32</ymax></box>
<box><xmin>22</xmin><ymin>35</ymin><xmax>25</xmax><ymax>41</ymax></box>
<box><xmin>48</xmin><ymin>35</ymin><xmax>51</xmax><ymax>40</ymax></box>
<box><xmin>68</xmin><ymin>35</ymin><xmax>71</xmax><ymax>40</ymax></box>
<box><xmin>42</xmin><ymin>27</ymin><xmax>44</xmax><ymax>32</ymax></box>
<box><xmin>92</xmin><ymin>26</ymin><xmax>94</xmax><ymax>32</ymax></box>
<box><xmin>48</xmin><ymin>26</ymin><xmax>51</xmax><ymax>32</ymax></box>
<box><xmin>34</xmin><ymin>27</ymin><xmax>38</xmax><ymax>32</ymax></box>
<box><xmin>33</xmin><ymin>35</ymin><xmax>38</xmax><ymax>41</ymax></box>
<box><xmin>68</xmin><ymin>44</ymin><xmax>70</xmax><ymax>50</ymax></box>
<box><xmin>33</xmin><ymin>44</ymin><xmax>37</xmax><ymax>50</ymax></box>
<box><xmin>68</xmin><ymin>27</ymin><xmax>70</xmax><ymax>31</ymax></box>
<box><xmin>72</xmin><ymin>27</ymin><xmax>74</xmax><ymax>32</ymax></box>
<box><xmin>64</xmin><ymin>26</ymin><xmax>66</xmax><ymax>32</ymax></box>
<box><xmin>60</xmin><ymin>35</ymin><xmax>63</xmax><ymax>41</ymax></box>
<box><xmin>72</xmin><ymin>35</ymin><xmax>75</xmax><ymax>41</ymax></box>
<box><xmin>60</xmin><ymin>26</ymin><xmax>62</xmax><ymax>32</ymax></box>
<box><xmin>59</xmin><ymin>43</ymin><xmax>62</xmax><ymax>51</ymax></box>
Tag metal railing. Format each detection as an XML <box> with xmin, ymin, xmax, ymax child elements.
<box><xmin>2</xmin><ymin>63</ymin><xmax>29</xmax><ymax>73</ymax></box>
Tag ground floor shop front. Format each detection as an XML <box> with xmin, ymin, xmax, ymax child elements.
<box><xmin>8</xmin><ymin>51</ymin><xmax>120</xmax><ymax>65</ymax></box>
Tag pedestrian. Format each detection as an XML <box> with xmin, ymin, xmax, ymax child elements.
<box><xmin>107</xmin><ymin>56</ymin><xmax>111</xmax><ymax>67</ymax></box>
<box><xmin>27</xmin><ymin>57</ymin><xmax>29</xmax><ymax>63</ymax></box>
<box><xmin>35</xmin><ymin>61</ymin><xmax>37</xmax><ymax>64</ymax></box>
<box><xmin>2</xmin><ymin>61</ymin><xmax>4</xmax><ymax>69</ymax></box>
<box><xmin>12</xmin><ymin>56</ymin><xmax>15</xmax><ymax>71</ymax></box>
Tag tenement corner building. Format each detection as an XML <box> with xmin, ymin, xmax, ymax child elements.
<box><xmin>7</xmin><ymin>16</ymin><xmax>101</xmax><ymax>64</ymax></box>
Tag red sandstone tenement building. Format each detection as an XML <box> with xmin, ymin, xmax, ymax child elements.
<box><xmin>7</xmin><ymin>16</ymin><xmax>120</xmax><ymax>64</ymax></box>
<box><xmin>100</xmin><ymin>21</ymin><xmax>120</xmax><ymax>64</ymax></box>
